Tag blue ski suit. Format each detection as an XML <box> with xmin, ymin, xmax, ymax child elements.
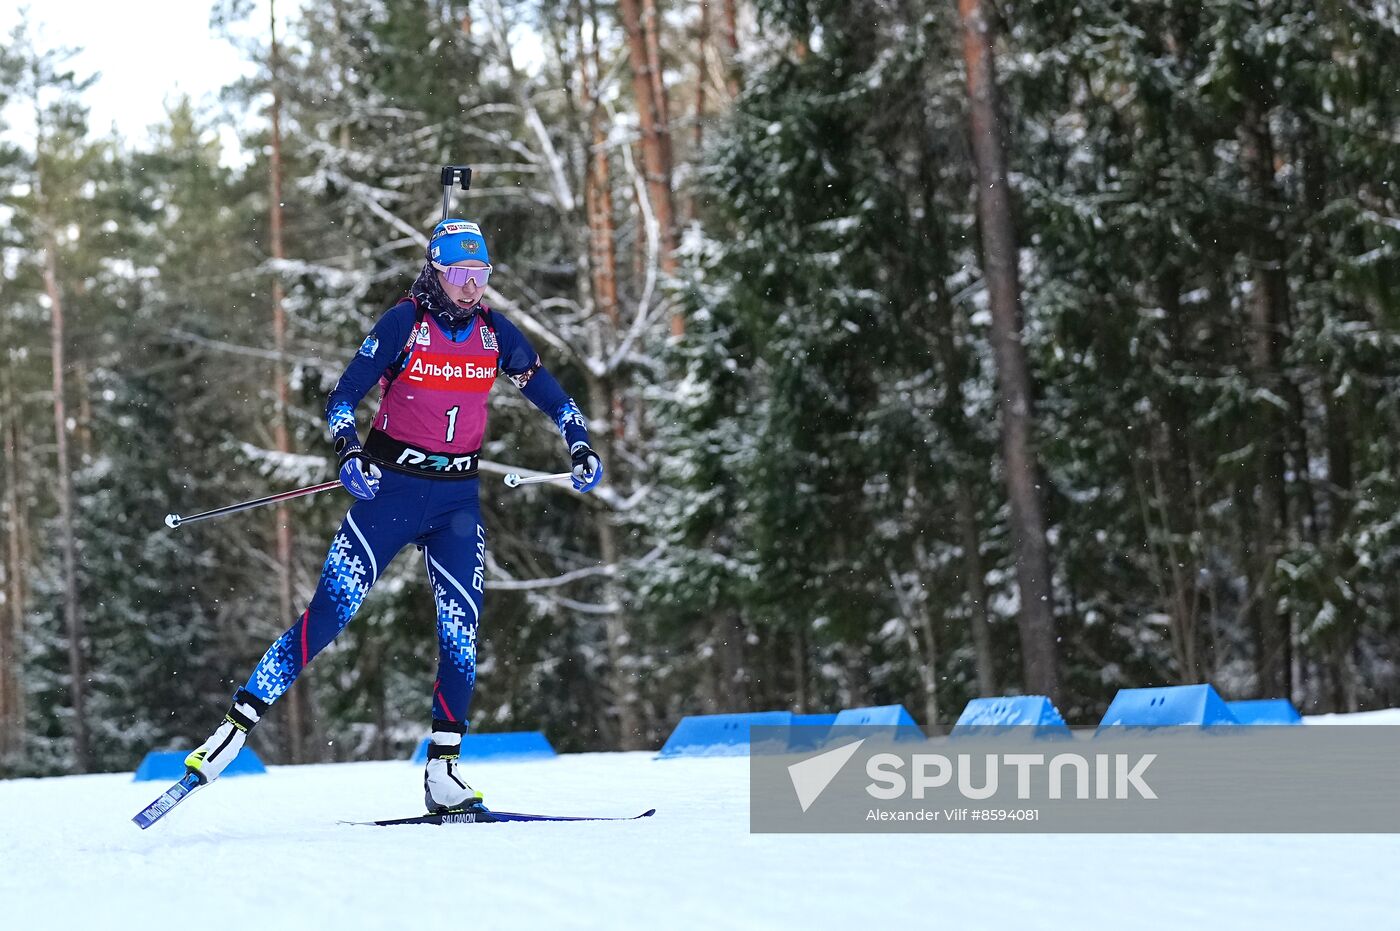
<box><xmin>240</xmin><ymin>277</ymin><xmax>590</xmax><ymax>728</ymax></box>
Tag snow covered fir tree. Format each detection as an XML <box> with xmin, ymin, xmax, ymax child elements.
<box><xmin>2</xmin><ymin>0</ymin><xmax>1400</xmax><ymax>778</ymax></box>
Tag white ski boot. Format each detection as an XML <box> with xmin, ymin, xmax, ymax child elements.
<box><xmin>424</xmin><ymin>724</ymin><xmax>484</xmax><ymax>813</ymax></box>
<box><xmin>185</xmin><ymin>689</ymin><xmax>267</xmax><ymax>785</ymax></box>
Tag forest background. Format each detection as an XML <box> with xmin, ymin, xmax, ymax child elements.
<box><xmin>2</xmin><ymin>0</ymin><xmax>1399</xmax><ymax>775</ymax></box>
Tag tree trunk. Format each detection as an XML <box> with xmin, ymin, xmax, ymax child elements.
<box><xmin>587</xmin><ymin>415</ymin><xmax>643</xmax><ymax>748</ymax></box>
<box><xmin>594</xmin><ymin>382</ymin><xmax>639</xmax><ymax>747</ymax></box>
<box><xmin>371</xmin><ymin>640</ymin><xmax>388</xmax><ymax>760</ymax></box>
<box><xmin>576</xmin><ymin>3</ymin><xmax>642</xmax><ymax>746</ymax></box>
<box><xmin>891</xmin><ymin>537</ymin><xmax>941</xmax><ymax>726</ymax></box>
<box><xmin>269</xmin><ymin>0</ymin><xmax>304</xmax><ymax>763</ymax></box>
<box><xmin>11</xmin><ymin>417</ymin><xmax>28</xmax><ymax>750</ymax></box>
<box><xmin>641</xmin><ymin>0</ymin><xmax>672</xmax><ymax>169</ymax></box>
<box><xmin>956</xmin><ymin>0</ymin><xmax>1059</xmax><ymax>701</ymax></box>
<box><xmin>931</xmin><ymin>259</ymin><xmax>997</xmax><ymax>697</ymax></box>
<box><xmin>74</xmin><ymin>360</ymin><xmax>94</xmax><ymax>463</ymax></box>
<box><xmin>581</xmin><ymin>0</ymin><xmax>620</xmax><ymax>334</ymax></box>
<box><xmin>690</xmin><ymin>0</ymin><xmax>709</xmax><ymax>217</ymax></box>
<box><xmin>0</xmin><ymin>430</ymin><xmax>11</xmax><ymax>759</ymax></box>
<box><xmin>1239</xmin><ymin>92</ymin><xmax>1292</xmax><ymax>701</ymax></box>
<box><xmin>1324</xmin><ymin>382</ymin><xmax>1355</xmax><ymax>711</ymax></box>
<box><xmin>720</xmin><ymin>0</ymin><xmax>740</xmax><ymax>95</ymax></box>
<box><xmin>582</xmin><ymin>73</ymin><xmax>627</xmax><ymax>603</ymax></box>
<box><xmin>1300</xmin><ymin>118</ymin><xmax>1357</xmax><ymax>711</ymax></box>
<box><xmin>42</xmin><ymin>234</ymin><xmax>89</xmax><ymax>770</ymax></box>
<box><xmin>954</xmin><ymin>479</ymin><xmax>996</xmax><ymax>696</ymax></box>
<box><xmin>922</xmin><ymin>112</ymin><xmax>996</xmax><ymax>699</ymax></box>
<box><xmin>1157</xmin><ymin>268</ymin><xmax>1204</xmax><ymax>682</ymax></box>
<box><xmin>711</xmin><ymin>613</ymin><xmax>745</xmax><ymax>711</ymax></box>
<box><xmin>0</xmin><ymin>389</ymin><xmax>24</xmax><ymax>759</ymax></box>
<box><xmin>618</xmin><ymin>0</ymin><xmax>681</xmax><ymax>336</ymax></box>
<box><xmin>791</xmin><ymin>623</ymin><xmax>808</xmax><ymax>713</ymax></box>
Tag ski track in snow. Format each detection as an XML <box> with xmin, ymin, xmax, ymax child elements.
<box><xmin>2</xmin><ymin>749</ymin><xmax>1397</xmax><ymax>929</ymax></box>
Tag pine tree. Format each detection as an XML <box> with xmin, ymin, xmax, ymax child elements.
<box><xmin>638</xmin><ymin>0</ymin><xmax>1008</xmax><ymax>723</ymax></box>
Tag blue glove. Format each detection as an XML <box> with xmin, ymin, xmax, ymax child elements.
<box><xmin>335</xmin><ymin>437</ymin><xmax>382</xmax><ymax>500</ymax></box>
<box><xmin>570</xmin><ymin>442</ymin><xmax>603</xmax><ymax>493</ymax></box>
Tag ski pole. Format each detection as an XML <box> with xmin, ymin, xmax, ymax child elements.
<box><xmin>164</xmin><ymin>480</ymin><xmax>342</xmax><ymax>530</ymax></box>
<box><xmin>502</xmin><ymin>471</ymin><xmax>573</xmax><ymax>488</ymax></box>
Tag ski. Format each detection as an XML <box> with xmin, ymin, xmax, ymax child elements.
<box><xmin>131</xmin><ymin>771</ymin><xmax>204</xmax><ymax>830</ymax></box>
<box><xmin>342</xmin><ymin>807</ymin><xmax>657</xmax><ymax>827</ymax></box>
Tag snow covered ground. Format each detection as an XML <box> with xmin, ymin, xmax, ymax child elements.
<box><xmin>3</xmin><ymin>734</ymin><xmax>1398</xmax><ymax>929</ymax></box>
<box><xmin>1304</xmin><ymin>707</ymin><xmax>1400</xmax><ymax>725</ymax></box>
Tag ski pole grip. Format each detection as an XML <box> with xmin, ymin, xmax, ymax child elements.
<box><xmin>502</xmin><ymin>471</ymin><xmax>572</xmax><ymax>489</ymax></box>
<box><xmin>439</xmin><ymin>165</ymin><xmax>472</xmax><ymax>220</ymax></box>
<box><xmin>440</xmin><ymin>165</ymin><xmax>472</xmax><ymax>189</ymax></box>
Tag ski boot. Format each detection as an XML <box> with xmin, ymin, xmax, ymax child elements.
<box><xmin>185</xmin><ymin>688</ymin><xmax>268</xmax><ymax>785</ymax></box>
<box><xmin>424</xmin><ymin>720</ymin><xmax>488</xmax><ymax>815</ymax></box>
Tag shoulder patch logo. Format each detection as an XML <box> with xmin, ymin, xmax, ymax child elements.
<box><xmin>480</xmin><ymin>327</ymin><xmax>498</xmax><ymax>351</ymax></box>
<box><xmin>358</xmin><ymin>334</ymin><xmax>380</xmax><ymax>358</ymax></box>
<box><xmin>416</xmin><ymin>322</ymin><xmax>432</xmax><ymax>346</ymax></box>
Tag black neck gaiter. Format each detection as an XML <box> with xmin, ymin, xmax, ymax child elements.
<box><xmin>410</xmin><ymin>262</ymin><xmax>480</xmax><ymax>328</ymax></box>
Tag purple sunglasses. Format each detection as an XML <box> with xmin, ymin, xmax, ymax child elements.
<box><xmin>432</xmin><ymin>261</ymin><xmax>492</xmax><ymax>288</ymax></box>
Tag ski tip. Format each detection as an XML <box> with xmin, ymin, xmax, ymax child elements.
<box><xmin>640</xmin><ymin>809</ymin><xmax>657</xmax><ymax>817</ymax></box>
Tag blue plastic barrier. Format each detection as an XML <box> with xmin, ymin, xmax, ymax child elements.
<box><xmin>953</xmin><ymin>695</ymin><xmax>1071</xmax><ymax>737</ymax></box>
<box><xmin>657</xmin><ymin>711</ymin><xmax>797</xmax><ymax>758</ymax></box>
<box><xmin>410</xmin><ymin>731</ymin><xmax>556</xmax><ymax>763</ymax></box>
<box><xmin>657</xmin><ymin>708</ymin><xmax>923</xmax><ymax>758</ymax></box>
<box><xmin>1097</xmin><ymin>684</ymin><xmax>1239</xmax><ymax>730</ymax></box>
<box><xmin>785</xmin><ymin>713</ymin><xmax>839</xmax><ymax>751</ymax></box>
<box><xmin>832</xmin><ymin>704</ymin><xmax>921</xmax><ymax>729</ymax></box>
<box><xmin>133</xmin><ymin>749</ymin><xmax>266</xmax><ymax>782</ymax></box>
<box><xmin>829</xmin><ymin>704</ymin><xmax>923</xmax><ymax>743</ymax></box>
<box><xmin>1228</xmin><ymin>699</ymin><xmax>1303</xmax><ymax>724</ymax></box>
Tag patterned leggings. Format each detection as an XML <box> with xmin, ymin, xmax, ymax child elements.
<box><xmin>242</xmin><ymin>471</ymin><xmax>486</xmax><ymax>725</ymax></box>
